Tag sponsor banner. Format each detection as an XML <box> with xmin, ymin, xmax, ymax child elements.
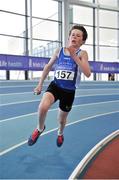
<box><xmin>0</xmin><ymin>54</ymin><xmax>50</xmax><ymax>71</ymax></box>
<box><xmin>0</xmin><ymin>54</ymin><xmax>28</xmax><ymax>70</ymax></box>
<box><xmin>7</xmin><ymin>55</ymin><xmax>28</xmax><ymax>70</ymax></box>
<box><xmin>0</xmin><ymin>54</ymin><xmax>7</xmax><ymax>70</ymax></box>
<box><xmin>89</xmin><ymin>61</ymin><xmax>119</xmax><ymax>73</ymax></box>
<box><xmin>28</xmin><ymin>56</ymin><xmax>49</xmax><ymax>71</ymax></box>
<box><xmin>0</xmin><ymin>54</ymin><xmax>119</xmax><ymax>73</ymax></box>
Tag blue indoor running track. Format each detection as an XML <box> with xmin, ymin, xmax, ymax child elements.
<box><xmin>0</xmin><ymin>80</ymin><xmax>119</xmax><ymax>179</ymax></box>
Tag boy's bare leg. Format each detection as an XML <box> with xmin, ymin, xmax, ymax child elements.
<box><xmin>38</xmin><ymin>92</ymin><xmax>55</xmax><ymax>131</ymax></box>
<box><xmin>56</xmin><ymin>109</ymin><xmax>69</xmax><ymax>147</ymax></box>
<box><xmin>57</xmin><ymin>109</ymin><xmax>69</xmax><ymax>135</ymax></box>
<box><xmin>28</xmin><ymin>92</ymin><xmax>55</xmax><ymax>146</ymax></box>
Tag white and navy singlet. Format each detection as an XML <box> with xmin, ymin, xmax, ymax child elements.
<box><xmin>54</xmin><ymin>47</ymin><xmax>81</xmax><ymax>91</ymax></box>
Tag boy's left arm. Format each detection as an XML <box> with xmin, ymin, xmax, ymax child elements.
<box><xmin>78</xmin><ymin>50</ymin><xmax>91</xmax><ymax>77</ymax></box>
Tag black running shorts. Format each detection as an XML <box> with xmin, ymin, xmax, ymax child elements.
<box><xmin>46</xmin><ymin>81</ymin><xmax>75</xmax><ymax>112</ymax></box>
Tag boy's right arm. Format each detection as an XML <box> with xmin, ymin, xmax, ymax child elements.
<box><xmin>34</xmin><ymin>48</ymin><xmax>60</xmax><ymax>94</ymax></box>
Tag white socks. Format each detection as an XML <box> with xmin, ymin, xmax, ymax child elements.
<box><xmin>37</xmin><ymin>126</ymin><xmax>44</xmax><ymax>133</ymax></box>
<box><xmin>58</xmin><ymin>129</ymin><xmax>63</xmax><ymax>136</ymax></box>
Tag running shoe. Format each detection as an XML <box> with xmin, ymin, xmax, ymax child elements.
<box><xmin>56</xmin><ymin>134</ymin><xmax>64</xmax><ymax>147</ymax></box>
<box><xmin>28</xmin><ymin>126</ymin><xmax>45</xmax><ymax>146</ymax></box>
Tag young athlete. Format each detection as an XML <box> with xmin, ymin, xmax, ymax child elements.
<box><xmin>28</xmin><ymin>24</ymin><xmax>91</xmax><ymax>147</ymax></box>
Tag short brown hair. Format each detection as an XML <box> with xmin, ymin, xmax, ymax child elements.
<box><xmin>69</xmin><ymin>24</ymin><xmax>88</xmax><ymax>41</ymax></box>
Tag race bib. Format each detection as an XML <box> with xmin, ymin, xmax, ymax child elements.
<box><xmin>55</xmin><ymin>70</ymin><xmax>75</xmax><ymax>80</ymax></box>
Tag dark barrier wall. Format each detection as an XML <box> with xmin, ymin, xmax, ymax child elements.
<box><xmin>0</xmin><ymin>54</ymin><xmax>119</xmax><ymax>73</ymax></box>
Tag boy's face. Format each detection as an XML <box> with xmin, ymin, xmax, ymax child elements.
<box><xmin>68</xmin><ymin>29</ymin><xmax>85</xmax><ymax>48</ymax></box>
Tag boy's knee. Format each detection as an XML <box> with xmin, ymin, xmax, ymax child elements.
<box><xmin>39</xmin><ymin>104</ymin><xmax>48</xmax><ymax>114</ymax></box>
<box><xmin>59</xmin><ymin>118</ymin><xmax>66</xmax><ymax>125</ymax></box>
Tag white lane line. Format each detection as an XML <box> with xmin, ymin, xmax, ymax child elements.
<box><xmin>0</xmin><ymin>84</ymin><xmax>47</xmax><ymax>89</ymax></box>
<box><xmin>1</xmin><ymin>86</ymin><xmax>119</xmax><ymax>97</ymax></box>
<box><xmin>0</xmin><ymin>80</ymin><xmax>37</xmax><ymax>83</ymax></box>
<box><xmin>0</xmin><ymin>100</ymin><xmax>119</xmax><ymax>124</ymax></box>
<box><xmin>0</xmin><ymin>99</ymin><xmax>40</xmax><ymax>106</ymax></box>
<box><xmin>0</xmin><ymin>88</ymin><xmax>119</xmax><ymax>96</ymax></box>
<box><xmin>0</xmin><ymin>82</ymin><xmax>118</xmax><ymax>88</ymax></box>
<box><xmin>1</xmin><ymin>93</ymin><xmax>119</xmax><ymax>106</ymax></box>
<box><xmin>0</xmin><ymin>112</ymin><xmax>37</xmax><ymax>123</ymax></box>
<box><xmin>0</xmin><ymin>85</ymin><xmax>35</xmax><ymax>88</ymax></box>
<box><xmin>0</xmin><ymin>110</ymin><xmax>119</xmax><ymax>156</ymax></box>
<box><xmin>0</xmin><ymin>91</ymin><xmax>44</xmax><ymax>96</ymax></box>
<box><xmin>0</xmin><ymin>92</ymin><xmax>32</xmax><ymax>96</ymax></box>
<box><xmin>68</xmin><ymin>129</ymin><xmax>119</xmax><ymax>179</ymax></box>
